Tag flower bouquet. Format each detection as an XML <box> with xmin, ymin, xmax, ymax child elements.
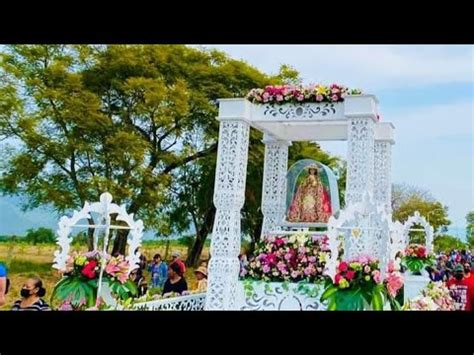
<box><xmin>402</xmin><ymin>244</ymin><xmax>435</xmax><ymax>275</ymax></box>
<box><xmin>246</xmin><ymin>84</ymin><xmax>362</xmax><ymax>105</ymax></box>
<box><xmin>321</xmin><ymin>256</ymin><xmax>404</xmax><ymax>310</ymax></box>
<box><xmin>403</xmin><ymin>282</ymin><xmax>454</xmax><ymax>311</ymax></box>
<box><xmin>240</xmin><ymin>233</ymin><xmax>330</xmax><ymax>284</ymax></box>
<box><xmin>52</xmin><ymin>251</ymin><xmax>138</xmax><ymax>310</ymax></box>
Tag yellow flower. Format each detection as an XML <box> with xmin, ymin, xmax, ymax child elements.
<box><xmin>339</xmin><ymin>278</ymin><xmax>350</xmax><ymax>289</ymax></box>
<box><xmin>315</xmin><ymin>85</ymin><xmax>328</xmax><ymax>95</ymax></box>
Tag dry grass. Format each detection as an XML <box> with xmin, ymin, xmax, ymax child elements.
<box><xmin>0</xmin><ymin>243</ymin><xmax>209</xmax><ymax>310</ymax></box>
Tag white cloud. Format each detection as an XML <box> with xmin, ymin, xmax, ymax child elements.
<box><xmin>204</xmin><ymin>45</ymin><xmax>474</xmax><ymax>91</ymax></box>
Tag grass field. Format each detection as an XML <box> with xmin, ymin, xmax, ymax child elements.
<box><xmin>0</xmin><ymin>241</ymin><xmax>209</xmax><ymax>310</ymax></box>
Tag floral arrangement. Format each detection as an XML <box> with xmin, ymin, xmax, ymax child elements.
<box><xmin>240</xmin><ymin>233</ymin><xmax>330</xmax><ymax>283</ymax></box>
<box><xmin>403</xmin><ymin>282</ymin><xmax>455</xmax><ymax>311</ymax></box>
<box><xmin>321</xmin><ymin>256</ymin><xmax>404</xmax><ymax>310</ymax></box>
<box><xmin>402</xmin><ymin>244</ymin><xmax>436</xmax><ymax>274</ymax></box>
<box><xmin>52</xmin><ymin>251</ymin><xmax>138</xmax><ymax>310</ymax></box>
<box><xmin>246</xmin><ymin>84</ymin><xmax>362</xmax><ymax>105</ymax></box>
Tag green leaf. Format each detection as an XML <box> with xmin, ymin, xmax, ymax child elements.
<box><xmin>371</xmin><ymin>289</ymin><xmax>384</xmax><ymax>311</ymax></box>
<box><xmin>320</xmin><ymin>284</ymin><xmax>338</xmax><ymax>302</ymax></box>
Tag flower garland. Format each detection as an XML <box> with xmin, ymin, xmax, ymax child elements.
<box><xmin>246</xmin><ymin>84</ymin><xmax>362</xmax><ymax>105</ymax></box>
<box><xmin>240</xmin><ymin>233</ymin><xmax>330</xmax><ymax>283</ymax></box>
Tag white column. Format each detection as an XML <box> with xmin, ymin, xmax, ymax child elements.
<box><xmin>205</xmin><ymin>99</ymin><xmax>250</xmax><ymax>310</ymax></box>
<box><xmin>374</xmin><ymin>141</ymin><xmax>392</xmax><ymax>213</ymax></box>
<box><xmin>374</xmin><ymin>122</ymin><xmax>395</xmax><ymax>214</ymax></box>
<box><xmin>344</xmin><ymin>95</ymin><xmax>378</xmax><ymax>206</ymax></box>
<box><xmin>260</xmin><ymin>134</ymin><xmax>290</xmax><ymax>238</ymax></box>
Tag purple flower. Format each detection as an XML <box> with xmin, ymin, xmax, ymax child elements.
<box><xmin>308</xmin><ymin>256</ymin><xmax>317</xmax><ymax>263</ymax></box>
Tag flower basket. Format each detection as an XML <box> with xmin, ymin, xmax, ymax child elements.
<box><xmin>402</xmin><ymin>244</ymin><xmax>435</xmax><ymax>275</ymax></box>
<box><xmin>52</xmin><ymin>251</ymin><xmax>138</xmax><ymax>310</ymax></box>
<box><xmin>320</xmin><ymin>256</ymin><xmax>403</xmax><ymax>311</ymax></box>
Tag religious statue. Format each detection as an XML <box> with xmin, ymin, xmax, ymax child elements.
<box><xmin>287</xmin><ymin>164</ymin><xmax>332</xmax><ymax>223</ymax></box>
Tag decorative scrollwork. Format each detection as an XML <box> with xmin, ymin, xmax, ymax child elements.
<box><xmin>262</xmin><ymin>103</ymin><xmax>338</xmax><ymax>120</ymax></box>
<box><xmin>133</xmin><ymin>293</ymin><xmax>206</xmax><ymax>311</ymax></box>
<box><xmin>235</xmin><ymin>281</ymin><xmax>326</xmax><ymax>311</ymax></box>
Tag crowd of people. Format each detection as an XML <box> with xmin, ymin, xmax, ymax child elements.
<box><xmin>0</xmin><ymin>249</ymin><xmax>208</xmax><ymax>311</ymax></box>
<box><xmin>425</xmin><ymin>249</ymin><xmax>474</xmax><ymax>311</ymax></box>
<box><xmin>1</xmin><ymin>248</ymin><xmax>472</xmax><ymax>311</ymax></box>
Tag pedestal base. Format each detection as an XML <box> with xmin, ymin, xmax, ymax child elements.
<box><xmin>235</xmin><ymin>281</ymin><xmax>326</xmax><ymax>310</ymax></box>
<box><xmin>404</xmin><ymin>273</ymin><xmax>430</xmax><ymax>301</ymax></box>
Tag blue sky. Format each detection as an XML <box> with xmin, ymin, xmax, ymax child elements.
<box><xmin>207</xmin><ymin>45</ymin><xmax>473</xmax><ymax>230</ymax></box>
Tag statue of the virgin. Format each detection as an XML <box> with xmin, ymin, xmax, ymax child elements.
<box><xmin>287</xmin><ymin>164</ymin><xmax>332</xmax><ymax>223</ymax></box>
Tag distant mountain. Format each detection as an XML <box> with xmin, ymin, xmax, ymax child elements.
<box><xmin>0</xmin><ymin>195</ymin><xmax>161</xmax><ymax>240</ymax></box>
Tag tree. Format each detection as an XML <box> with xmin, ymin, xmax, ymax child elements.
<box><xmin>466</xmin><ymin>211</ymin><xmax>474</xmax><ymax>250</ymax></box>
<box><xmin>433</xmin><ymin>234</ymin><xmax>467</xmax><ymax>253</ymax></box>
<box><xmin>391</xmin><ymin>183</ymin><xmax>433</xmax><ymax>212</ymax></box>
<box><xmin>24</xmin><ymin>227</ymin><xmax>55</xmax><ymax>244</ymax></box>
<box><xmin>0</xmin><ymin>45</ymin><xmax>271</xmax><ymax>254</ymax></box>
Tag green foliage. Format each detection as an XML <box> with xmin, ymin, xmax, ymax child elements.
<box><xmin>0</xmin><ymin>45</ymin><xmax>273</xmax><ymax>236</ymax></box>
<box><xmin>24</xmin><ymin>227</ymin><xmax>56</xmax><ymax>245</ymax></box>
<box><xmin>466</xmin><ymin>211</ymin><xmax>474</xmax><ymax>250</ymax></box>
<box><xmin>392</xmin><ymin>193</ymin><xmax>451</xmax><ymax>236</ymax></box>
<box><xmin>434</xmin><ymin>234</ymin><xmax>467</xmax><ymax>253</ymax></box>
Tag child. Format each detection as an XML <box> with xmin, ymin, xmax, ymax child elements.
<box><xmin>194</xmin><ymin>266</ymin><xmax>208</xmax><ymax>293</ymax></box>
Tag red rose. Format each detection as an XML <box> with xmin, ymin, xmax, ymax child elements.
<box><xmin>338</xmin><ymin>262</ymin><xmax>348</xmax><ymax>272</ymax></box>
<box><xmin>416</xmin><ymin>246</ymin><xmax>426</xmax><ymax>258</ymax></box>
<box><xmin>81</xmin><ymin>259</ymin><xmax>98</xmax><ymax>279</ymax></box>
<box><xmin>345</xmin><ymin>270</ymin><xmax>356</xmax><ymax>281</ymax></box>
<box><xmin>335</xmin><ymin>274</ymin><xmax>342</xmax><ymax>284</ymax></box>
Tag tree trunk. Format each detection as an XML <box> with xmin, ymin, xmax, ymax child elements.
<box><xmin>87</xmin><ymin>218</ymin><xmax>95</xmax><ymax>251</ymax></box>
<box><xmin>186</xmin><ymin>207</ymin><xmax>215</xmax><ymax>268</ymax></box>
<box><xmin>164</xmin><ymin>238</ymin><xmax>171</xmax><ymax>261</ymax></box>
<box><xmin>112</xmin><ymin>228</ymin><xmax>129</xmax><ymax>256</ymax></box>
<box><xmin>248</xmin><ymin>218</ymin><xmax>262</xmax><ymax>255</ymax></box>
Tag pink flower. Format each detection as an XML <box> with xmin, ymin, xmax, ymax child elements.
<box><xmin>364</xmin><ymin>265</ymin><xmax>371</xmax><ymax>273</ymax></box>
<box><xmin>372</xmin><ymin>270</ymin><xmax>382</xmax><ymax>284</ymax></box>
<box><xmin>284</xmin><ymin>253</ymin><xmax>292</xmax><ymax>261</ymax></box>
<box><xmin>316</xmin><ymin>94</ymin><xmax>324</xmax><ymax>102</ymax></box>
<box><xmin>266</xmin><ymin>253</ymin><xmax>277</xmax><ymax>265</ymax></box>
<box><xmin>308</xmin><ymin>256</ymin><xmax>317</xmax><ymax>263</ymax></box>
<box><xmin>338</xmin><ymin>262</ymin><xmax>348</xmax><ymax>272</ymax></box>
<box><xmin>331</xmin><ymin>94</ymin><xmax>339</xmax><ymax>101</ymax></box>
<box><xmin>118</xmin><ymin>271</ymin><xmax>129</xmax><ymax>283</ymax></box>
<box><xmin>385</xmin><ymin>272</ymin><xmax>403</xmax><ymax>297</ymax></box>
<box><xmin>277</xmin><ymin>262</ymin><xmax>287</xmax><ymax>273</ymax></box>
<box><xmin>274</xmin><ymin>238</ymin><xmax>285</xmax><ymax>247</ymax></box>
<box><xmin>298</xmin><ymin>246</ymin><xmax>306</xmax><ymax>254</ymax></box>
<box><xmin>263</xmin><ymin>264</ymin><xmax>271</xmax><ymax>273</ymax></box>
<box><xmin>291</xmin><ymin>271</ymin><xmax>299</xmax><ymax>279</ymax></box>
<box><xmin>304</xmin><ymin>267</ymin><xmax>313</xmax><ymax>276</ymax></box>
<box><xmin>297</xmin><ymin>95</ymin><xmax>304</xmax><ymax>101</ymax></box>
<box><xmin>276</xmin><ymin>95</ymin><xmax>284</xmax><ymax>102</ymax></box>
<box><xmin>335</xmin><ymin>274</ymin><xmax>342</xmax><ymax>284</ymax></box>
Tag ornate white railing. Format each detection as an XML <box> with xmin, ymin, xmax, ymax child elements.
<box><xmin>132</xmin><ymin>293</ymin><xmax>206</xmax><ymax>311</ymax></box>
